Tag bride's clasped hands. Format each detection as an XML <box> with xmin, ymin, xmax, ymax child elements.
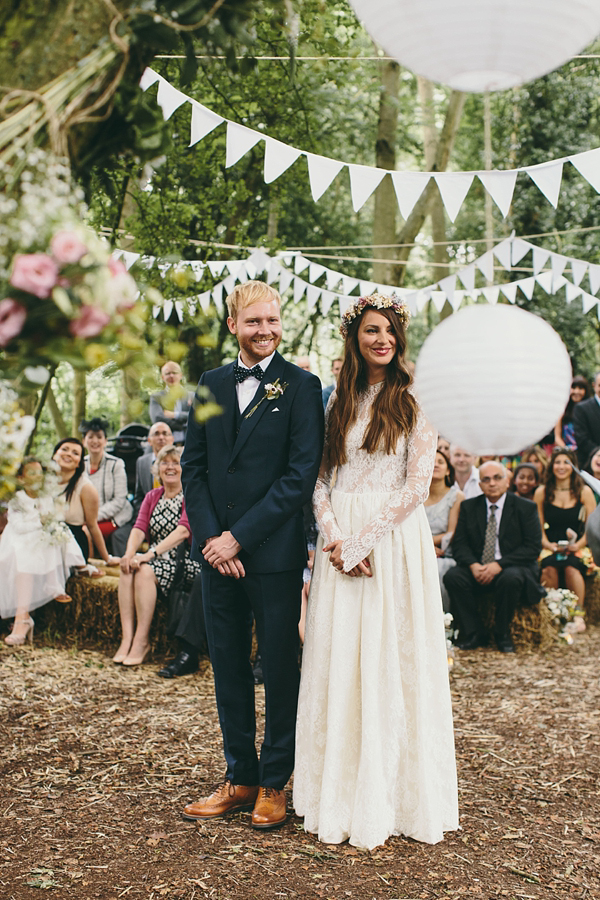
<box><xmin>322</xmin><ymin>539</ymin><xmax>372</xmax><ymax>576</ymax></box>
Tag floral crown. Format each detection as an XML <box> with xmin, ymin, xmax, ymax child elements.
<box><xmin>339</xmin><ymin>292</ymin><xmax>411</xmax><ymax>338</ymax></box>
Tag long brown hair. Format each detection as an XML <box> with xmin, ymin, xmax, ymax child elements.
<box><xmin>326</xmin><ymin>307</ymin><xmax>417</xmax><ymax>467</ymax></box>
<box><xmin>544</xmin><ymin>447</ymin><xmax>583</xmax><ymax>505</ymax></box>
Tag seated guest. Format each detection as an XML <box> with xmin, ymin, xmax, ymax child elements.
<box><xmin>149</xmin><ymin>361</ymin><xmax>195</xmax><ymax>444</ymax></box>
<box><xmin>424</xmin><ymin>450</ymin><xmax>464</xmax><ymax>612</ymax></box>
<box><xmin>573</xmin><ymin>371</ymin><xmax>600</xmax><ymax>466</ymax></box>
<box><xmin>53</xmin><ymin>438</ymin><xmax>115</xmax><ymax>566</ymax></box>
<box><xmin>113</xmin><ymin>445</ymin><xmax>201</xmax><ymax>666</ymax></box>
<box><xmin>322</xmin><ymin>357</ymin><xmax>342</xmax><ymax>410</ymax></box>
<box><xmin>534</xmin><ymin>447</ymin><xmax>596</xmax><ymax>610</ymax></box>
<box><xmin>133</xmin><ymin>422</ymin><xmax>174</xmax><ymax>515</ymax></box>
<box><xmin>295</xmin><ymin>355</ymin><xmax>312</xmax><ymax>372</ymax></box>
<box><xmin>444</xmin><ymin>461</ymin><xmax>544</xmax><ymax>653</ymax></box>
<box><xmin>521</xmin><ymin>445</ymin><xmax>548</xmax><ymax>481</ymax></box>
<box><xmin>437</xmin><ymin>436</ymin><xmax>450</xmax><ymax>457</ymax></box>
<box><xmin>584</xmin><ymin>446</ymin><xmax>600</xmax><ymax>502</ymax></box>
<box><xmin>81</xmin><ymin>417</ymin><xmax>133</xmax><ymax>557</ymax></box>
<box><xmin>157</xmin><ymin>572</ymin><xmax>207</xmax><ymax>678</ymax></box>
<box><xmin>554</xmin><ymin>375</ymin><xmax>590</xmax><ymax>452</ymax></box>
<box><xmin>510</xmin><ymin>462</ymin><xmax>539</xmax><ymax>501</ymax></box>
<box><xmin>450</xmin><ymin>445</ymin><xmax>482</xmax><ymax>499</ymax></box>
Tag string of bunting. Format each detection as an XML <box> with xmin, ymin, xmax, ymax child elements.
<box><xmin>140</xmin><ymin>68</ymin><xmax>600</xmax><ymax>223</ymax></box>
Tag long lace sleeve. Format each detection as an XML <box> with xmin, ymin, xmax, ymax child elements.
<box><xmin>312</xmin><ymin>394</ymin><xmax>344</xmax><ymax>544</ymax></box>
<box><xmin>340</xmin><ymin>405</ymin><xmax>437</xmax><ymax>572</ymax></box>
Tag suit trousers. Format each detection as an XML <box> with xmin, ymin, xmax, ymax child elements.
<box><xmin>444</xmin><ymin>564</ymin><xmax>529</xmax><ymax>640</ymax></box>
<box><xmin>175</xmin><ymin>574</ymin><xmax>207</xmax><ymax>654</ymax></box>
<box><xmin>201</xmin><ymin>566</ymin><xmax>303</xmax><ymax>789</ymax></box>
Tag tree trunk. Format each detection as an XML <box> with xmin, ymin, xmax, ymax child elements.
<box><xmin>24</xmin><ymin>366</ymin><xmax>57</xmax><ymax>455</ymax></box>
<box><xmin>391</xmin><ymin>89</ymin><xmax>466</xmax><ymax>285</ymax></box>
<box><xmin>372</xmin><ymin>60</ymin><xmax>400</xmax><ymax>285</ymax></box>
<box><xmin>47</xmin><ymin>384</ymin><xmax>69</xmax><ymax>440</ymax></box>
<box><xmin>72</xmin><ymin>367</ymin><xmax>86</xmax><ymax>435</ymax></box>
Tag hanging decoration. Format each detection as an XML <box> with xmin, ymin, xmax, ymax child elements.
<box><xmin>347</xmin><ymin>0</ymin><xmax>600</xmax><ymax>93</ymax></box>
<box><xmin>141</xmin><ymin>68</ymin><xmax>600</xmax><ymax>223</ymax></box>
<box><xmin>415</xmin><ymin>305</ymin><xmax>572</xmax><ymax>455</ymax></box>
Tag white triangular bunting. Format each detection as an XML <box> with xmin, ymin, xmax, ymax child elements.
<box><xmin>140</xmin><ymin>68</ymin><xmax>161</xmax><ymax>91</ymax></box>
<box><xmin>588</xmin><ymin>264</ymin><xmax>600</xmax><ymax>295</ymax></box>
<box><xmin>550</xmin><ymin>253</ymin><xmax>567</xmax><ymax>278</ymax></box>
<box><xmin>477</xmin><ymin>169</ymin><xmax>518</xmax><ymax>218</ymax></box>
<box><xmin>225</xmin><ymin>122</ymin><xmax>262</xmax><ymax>168</ymax></box>
<box><xmin>278</xmin><ymin>269</ymin><xmax>294</xmax><ymax>295</ymax></box>
<box><xmin>476</xmin><ymin>250</ymin><xmax>494</xmax><ymax>281</ymax></box>
<box><xmin>341</xmin><ymin>275</ymin><xmax>359</xmax><ymax>294</ymax></box>
<box><xmin>511</xmin><ymin>238</ymin><xmax>532</xmax><ymax>266</ymax></box>
<box><xmin>360</xmin><ymin>280</ymin><xmax>376</xmax><ymax>295</ymax></box>
<box><xmin>430</xmin><ymin>291</ymin><xmax>446</xmax><ymax>312</ymax></box>
<box><xmin>348</xmin><ymin>165</ymin><xmax>386</xmax><ymax>212</ymax></box>
<box><xmin>570</xmin><ymin>259</ymin><xmax>587</xmax><ymax>286</ymax></box>
<box><xmin>321</xmin><ymin>290</ymin><xmax>336</xmax><ymax>315</ymax></box>
<box><xmin>293</xmin><ymin>278</ymin><xmax>306</xmax><ymax>303</ymax></box>
<box><xmin>212</xmin><ymin>284</ymin><xmax>224</xmax><ymax>313</ymax></box>
<box><xmin>190</xmin><ymin>102</ymin><xmax>224</xmax><ymax>146</ymax></box>
<box><xmin>267</xmin><ymin>260</ymin><xmax>281</xmax><ymax>284</ymax></box>
<box><xmin>404</xmin><ymin>292</ymin><xmax>418</xmax><ymax>314</ymax></box>
<box><xmin>433</xmin><ymin>172</ymin><xmax>474</xmax><ymax>223</ymax></box>
<box><xmin>518</xmin><ymin>276</ymin><xmax>536</xmax><ymax>300</ymax></box>
<box><xmin>566</xmin><ymin>282</ymin><xmax>583</xmax><ymax>304</ymax></box>
<box><xmin>188</xmin><ymin>261</ymin><xmax>205</xmax><ymax>278</ymax></box>
<box><xmin>536</xmin><ymin>271</ymin><xmax>553</xmax><ymax>294</ymax></box>
<box><xmin>308</xmin><ymin>262</ymin><xmax>326</xmax><ymax>283</ymax></box>
<box><xmin>450</xmin><ymin>289</ymin><xmax>465</xmax><ymax>311</ymax></box>
<box><xmin>263</xmin><ymin>137</ymin><xmax>302</xmax><ymax>184</ymax></box>
<box><xmin>152</xmin><ymin>305</ymin><xmax>161</xmax><ymax>319</ymax></box>
<box><xmin>481</xmin><ymin>285</ymin><xmax>500</xmax><ymax>304</ymax></box>
<box><xmin>174</xmin><ymin>300</ymin><xmax>184</xmax><ymax>322</ymax></box>
<box><xmin>532</xmin><ymin>247</ymin><xmax>550</xmax><ymax>275</ymax></box>
<box><xmin>391</xmin><ymin>172</ymin><xmax>431</xmax><ymax>220</ymax></box>
<box><xmin>437</xmin><ymin>275</ymin><xmax>456</xmax><ymax>307</ymax></box>
<box><xmin>305</xmin><ymin>153</ymin><xmax>345</xmax><ymax>202</ymax></box>
<box><xmin>493</xmin><ymin>238</ymin><xmax>512</xmax><ymax>271</ymax></box>
<box><xmin>569</xmin><ymin>148</ymin><xmax>600</xmax><ymax>193</ymax></box>
<box><xmin>294</xmin><ymin>256</ymin><xmax>310</xmax><ymax>275</ymax></box>
<box><xmin>524</xmin><ymin>160</ymin><xmax>564</xmax><ymax>208</ymax></box>
<box><xmin>208</xmin><ymin>260</ymin><xmax>226</xmax><ymax>278</ymax></box>
<box><xmin>416</xmin><ymin>291</ymin><xmax>429</xmax><ymax>312</ymax></box>
<box><xmin>500</xmin><ymin>282</ymin><xmax>518</xmax><ymax>303</ymax></box>
<box><xmin>244</xmin><ymin>260</ymin><xmax>257</xmax><ymax>279</ymax></box>
<box><xmin>326</xmin><ymin>269</ymin><xmax>341</xmax><ymax>291</ymax></box>
<box><xmin>198</xmin><ymin>291</ymin><xmax>211</xmax><ymax>313</ymax></box>
<box><xmin>249</xmin><ymin>248</ymin><xmax>270</xmax><ymax>274</ymax></box>
<box><xmin>338</xmin><ymin>295</ymin><xmax>355</xmax><ymax>317</ymax></box>
<box><xmin>122</xmin><ymin>251</ymin><xmax>140</xmax><ymax>270</ymax></box>
<box><xmin>225</xmin><ymin>260</ymin><xmax>244</xmax><ymax>280</ymax></box>
<box><xmin>156</xmin><ymin>79</ymin><xmax>188</xmax><ymax>120</ymax></box>
<box><xmin>222</xmin><ymin>275</ymin><xmax>235</xmax><ymax>294</ymax></box>
<box><xmin>306</xmin><ymin>285</ymin><xmax>321</xmax><ymax>310</ymax></box>
<box><xmin>457</xmin><ymin>263</ymin><xmax>475</xmax><ymax>291</ymax></box>
<box><xmin>581</xmin><ymin>291</ymin><xmax>599</xmax><ymax>313</ymax></box>
<box><xmin>163</xmin><ymin>299</ymin><xmax>174</xmax><ymax>320</ymax></box>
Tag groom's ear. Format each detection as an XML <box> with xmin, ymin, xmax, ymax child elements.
<box><xmin>227</xmin><ymin>315</ymin><xmax>237</xmax><ymax>335</ymax></box>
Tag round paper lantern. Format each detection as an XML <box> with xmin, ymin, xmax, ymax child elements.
<box><xmin>414</xmin><ymin>305</ymin><xmax>572</xmax><ymax>455</ymax></box>
<box><xmin>349</xmin><ymin>0</ymin><xmax>600</xmax><ymax>92</ymax></box>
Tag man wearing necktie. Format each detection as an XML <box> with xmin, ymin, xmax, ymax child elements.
<box><xmin>181</xmin><ymin>281</ymin><xmax>324</xmax><ymax>829</ymax></box>
<box><xmin>444</xmin><ymin>460</ymin><xmax>544</xmax><ymax>653</ymax></box>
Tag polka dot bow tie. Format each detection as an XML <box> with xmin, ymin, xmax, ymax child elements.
<box><xmin>234</xmin><ymin>362</ymin><xmax>265</xmax><ymax>384</ymax></box>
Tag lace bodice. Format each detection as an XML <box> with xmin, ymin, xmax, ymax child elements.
<box><xmin>313</xmin><ymin>384</ymin><xmax>437</xmax><ymax>571</ymax></box>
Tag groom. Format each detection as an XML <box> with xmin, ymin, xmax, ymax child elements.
<box><xmin>181</xmin><ymin>281</ymin><xmax>324</xmax><ymax>829</ymax></box>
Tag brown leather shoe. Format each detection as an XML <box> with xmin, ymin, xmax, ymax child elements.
<box><xmin>182</xmin><ymin>781</ymin><xmax>259</xmax><ymax>820</ymax></box>
<box><xmin>251</xmin><ymin>787</ymin><xmax>287</xmax><ymax>830</ymax></box>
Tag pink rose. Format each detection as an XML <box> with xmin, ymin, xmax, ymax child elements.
<box><xmin>108</xmin><ymin>257</ymin><xmax>128</xmax><ymax>277</ymax></box>
<box><xmin>50</xmin><ymin>231</ymin><xmax>88</xmax><ymax>265</ymax></box>
<box><xmin>0</xmin><ymin>298</ymin><xmax>27</xmax><ymax>347</ymax></box>
<box><xmin>10</xmin><ymin>253</ymin><xmax>58</xmax><ymax>298</ymax></box>
<box><xmin>69</xmin><ymin>305</ymin><xmax>111</xmax><ymax>338</ymax></box>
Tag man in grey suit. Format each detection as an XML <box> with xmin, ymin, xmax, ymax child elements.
<box><xmin>132</xmin><ymin>422</ymin><xmax>174</xmax><ymax>516</ymax></box>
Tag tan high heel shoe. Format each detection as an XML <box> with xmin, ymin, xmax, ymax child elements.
<box><xmin>5</xmin><ymin>616</ymin><xmax>34</xmax><ymax>646</ymax></box>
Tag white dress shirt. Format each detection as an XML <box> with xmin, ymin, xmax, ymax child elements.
<box><xmin>485</xmin><ymin>491</ymin><xmax>507</xmax><ymax>561</ymax></box>
<box><xmin>462</xmin><ymin>465</ymin><xmax>483</xmax><ymax>500</ymax></box>
<box><xmin>236</xmin><ymin>352</ymin><xmax>275</xmax><ymax>413</ymax></box>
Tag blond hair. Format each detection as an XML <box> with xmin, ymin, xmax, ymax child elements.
<box><xmin>226</xmin><ymin>280</ymin><xmax>281</xmax><ymax>319</ymax></box>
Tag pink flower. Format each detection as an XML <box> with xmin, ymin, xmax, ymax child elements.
<box><xmin>69</xmin><ymin>305</ymin><xmax>111</xmax><ymax>338</ymax></box>
<box><xmin>50</xmin><ymin>231</ymin><xmax>88</xmax><ymax>265</ymax></box>
<box><xmin>0</xmin><ymin>298</ymin><xmax>27</xmax><ymax>347</ymax></box>
<box><xmin>10</xmin><ymin>253</ymin><xmax>58</xmax><ymax>298</ymax></box>
<box><xmin>108</xmin><ymin>257</ymin><xmax>128</xmax><ymax>277</ymax></box>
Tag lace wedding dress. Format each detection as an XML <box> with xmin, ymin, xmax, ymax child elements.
<box><xmin>293</xmin><ymin>384</ymin><xmax>458</xmax><ymax>849</ymax></box>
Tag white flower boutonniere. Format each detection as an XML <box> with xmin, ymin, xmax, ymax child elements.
<box><xmin>245</xmin><ymin>377</ymin><xmax>288</xmax><ymax>418</ymax></box>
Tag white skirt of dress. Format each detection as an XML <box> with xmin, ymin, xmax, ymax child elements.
<box><xmin>0</xmin><ymin>523</ymin><xmax>85</xmax><ymax>619</ymax></box>
<box><xmin>293</xmin><ymin>490</ymin><xmax>459</xmax><ymax>850</ymax></box>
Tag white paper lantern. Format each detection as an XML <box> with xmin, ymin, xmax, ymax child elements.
<box><xmin>414</xmin><ymin>305</ymin><xmax>571</xmax><ymax>455</ymax></box>
<box><xmin>349</xmin><ymin>0</ymin><xmax>600</xmax><ymax>92</ymax></box>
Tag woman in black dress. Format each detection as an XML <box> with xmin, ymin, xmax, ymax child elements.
<box><xmin>534</xmin><ymin>448</ymin><xmax>596</xmax><ymax>606</ymax></box>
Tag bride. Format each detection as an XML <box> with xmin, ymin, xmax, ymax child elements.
<box><xmin>293</xmin><ymin>293</ymin><xmax>458</xmax><ymax>850</ymax></box>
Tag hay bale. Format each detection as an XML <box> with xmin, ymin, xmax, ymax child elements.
<box><xmin>584</xmin><ymin>574</ymin><xmax>600</xmax><ymax>625</ymax></box>
<box><xmin>33</xmin><ymin>571</ymin><xmax>176</xmax><ymax>659</ymax></box>
<box><xmin>511</xmin><ymin>601</ymin><xmax>556</xmax><ymax>652</ymax></box>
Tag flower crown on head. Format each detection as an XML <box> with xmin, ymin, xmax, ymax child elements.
<box><xmin>339</xmin><ymin>291</ymin><xmax>411</xmax><ymax>338</ymax></box>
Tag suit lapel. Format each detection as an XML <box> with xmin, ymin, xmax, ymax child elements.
<box><xmin>212</xmin><ymin>363</ymin><xmax>236</xmax><ymax>453</ymax></box>
<box><xmin>230</xmin><ymin>352</ymin><xmax>286</xmax><ymax>462</ymax></box>
<box><xmin>498</xmin><ymin>492</ymin><xmax>515</xmax><ymax>544</ymax></box>
<box><xmin>475</xmin><ymin>495</ymin><xmax>487</xmax><ymax>550</ymax></box>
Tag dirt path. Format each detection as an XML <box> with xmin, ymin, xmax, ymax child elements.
<box><xmin>1</xmin><ymin>630</ymin><xmax>599</xmax><ymax>900</ymax></box>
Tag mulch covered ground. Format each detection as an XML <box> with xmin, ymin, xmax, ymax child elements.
<box><xmin>1</xmin><ymin>629</ymin><xmax>599</xmax><ymax>900</ymax></box>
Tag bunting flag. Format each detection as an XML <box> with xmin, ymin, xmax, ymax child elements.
<box><xmin>141</xmin><ymin>68</ymin><xmax>600</xmax><ymax>223</ymax></box>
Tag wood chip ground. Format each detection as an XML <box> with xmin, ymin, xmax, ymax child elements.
<box><xmin>1</xmin><ymin>628</ymin><xmax>599</xmax><ymax>900</ymax></box>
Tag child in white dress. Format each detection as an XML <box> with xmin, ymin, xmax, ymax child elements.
<box><xmin>0</xmin><ymin>458</ymin><xmax>85</xmax><ymax>645</ymax></box>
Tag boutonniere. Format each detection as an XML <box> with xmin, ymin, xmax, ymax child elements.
<box><xmin>245</xmin><ymin>378</ymin><xmax>288</xmax><ymax>418</ymax></box>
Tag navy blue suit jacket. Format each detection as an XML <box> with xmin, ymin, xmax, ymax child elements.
<box><xmin>181</xmin><ymin>351</ymin><xmax>324</xmax><ymax>574</ymax></box>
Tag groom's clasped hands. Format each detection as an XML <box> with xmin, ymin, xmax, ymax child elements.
<box><xmin>322</xmin><ymin>540</ymin><xmax>372</xmax><ymax>577</ymax></box>
<box><xmin>203</xmin><ymin>531</ymin><xmax>245</xmax><ymax>578</ymax></box>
